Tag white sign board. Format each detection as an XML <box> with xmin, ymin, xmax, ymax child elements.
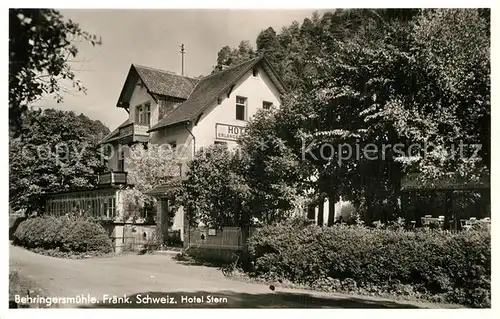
<box><xmin>215</xmin><ymin>123</ymin><xmax>246</xmax><ymax>141</ymax></box>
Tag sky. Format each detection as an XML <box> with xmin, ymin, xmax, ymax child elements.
<box><xmin>38</xmin><ymin>9</ymin><xmax>322</xmax><ymax>130</ymax></box>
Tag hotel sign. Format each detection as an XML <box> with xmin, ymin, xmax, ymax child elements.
<box><xmin>215</xmin><ymin>123</ymin><xmax>246</xmax><ymax>141</ymax></box>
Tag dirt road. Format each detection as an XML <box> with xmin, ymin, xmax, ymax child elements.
<box><xmin>9</xmin><ymin>244</ymin><xmax>459</xmax><ymax>308</ymax></box>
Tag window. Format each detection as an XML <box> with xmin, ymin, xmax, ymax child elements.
<box><xmin>263</xmin><ymin>101</ymin><xmax>273</xmax><ymax>110</ymax></box>
<box><xmin>135</xmin><ymin>102</ymin><xmax>151</xmax><ymax>125</ymax></box>
<box><xmin>103</xmin><ymin>201</ymin><xmax>108</xmax><ymax>218</ymax></box>
<box><xmin>118</xmin><ymin>150</ymin><xmax>125</xmax><ymax>171</ymax></box>
<box><xmin>236</xmin><ymin>96</ymin><xmax>247</xmax><ymax>121</ymax></box>
<box><xmin>107</xmin><ymin>197</ymin><xmax>116</xmax><ymax>218</ymax></box>
<box><xmin>252</xmin><ymin>68</ymin><xmax>258</xmax><ymax>77</ymax></box>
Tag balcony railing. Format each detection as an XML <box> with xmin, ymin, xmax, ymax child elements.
<box><xmin>119</xmin><ymin>123</ymin><xmax>150</xmax><ymax>144</ymax></box>
<box><xmin>98</xmin><ymin>171</ymin><xmax>128</xmax><ymax>185</ymax></box>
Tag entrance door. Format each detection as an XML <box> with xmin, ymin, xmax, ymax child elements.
<box><xmin>159</xmin><ymin>198</ymin><xmax>170</xmax><ymax>243</ymax></box>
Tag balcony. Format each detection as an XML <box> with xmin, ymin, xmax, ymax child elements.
<box><xmin>119</xmin><ymin>123</ymin><xmax>150</xmax><ymax>144</ymax></box>
<box><xmin>98</xmin><ymin>171</ymin><xmax>128</xmax><ymax>186</ymax></box>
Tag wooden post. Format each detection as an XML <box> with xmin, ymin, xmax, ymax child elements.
<box><xmin>414</xmin><ymin>191</ymin><xmax>422</xmax><ymax>227</ymax></box>
<box><xmin>401</xmin><ymin>192</ymin><xmax>410</xmax><ymax>227</ymax></box>
<box><xmin>453</xmin><ymin>192</ymin><xmax>461</xmax><ymax>231</ymax></box>
<box><xmin>307</xmin><ymin>203</ymin><xmax>316</xmax><ymax>221</ymax></box>
<box><xmin>317</xmin><ymin>199</ymin><xmax>324</xmax><ymax>226</ymax></box>
<box><xmin>327</xmin><ymin>198</ymin><xmax>335</xmax><ymax>226</ymax></box>
<box><xmin>443</xmin><ymin>191</ymin><xmax>452</xmax><ymax>230</ymax></box>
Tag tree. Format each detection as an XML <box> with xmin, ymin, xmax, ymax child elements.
<box><xmin>215</xmin><ymin>46</ymin><xmax>232</xmax><ymax>69</ymax></box>
<box><xmin>211</xmin><ymin>41</ymin><xmax>257</xmax><ymax>73</ymax></box>
<box><xmin>121</xmin><ymin>143</ymin><xmax>182</xmax><ymax>223</ymax></box>
<box><xmin>282</xmin><ymin>8</ymin><xmax>490</xmax><ymax>223</ymax></box>
<box><xmin>182</xmin><ymin>145</ymin><xmax>261</xmax><ymax>267</ymax></box>
<box><xmin>182</xmin><ymin>145</ymin><xmax>250</xmax><ymax>228</ymax></box>
<box><xmin>395</xmin><ymin>9</ymin><xmax>490</xmax><ymax>182</ymax></box>
<box><xmin>239</xmin><ymin>106</ymin><xmax>314</xmax><ymax>224</ymax></box>
<box><xmin>205</xmin><ymin>9</ymin><xmax>489</xmax><ymax>226</ymax></box>
<box><xmin>9</xmin><ymin>108</ymin><xmax>110</xmax><ymax>214</ymax></box>
<box><xmin>9</xmin><ymin>9</ymin><xmax>102</xmax><ymax>135</ymax></box>
<box><xmin>256</xmin><ymin>27</ymin><xmax>278</xmax><ymax>54</ymax></box>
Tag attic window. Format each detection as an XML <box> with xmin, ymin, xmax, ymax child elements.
<box><xmin>136</xmin><ymin>102</ymin><xmax>151</xmax><ymax>125</ymax></box>
<box><xmin>252</xmin><ymin>68</ymin><xmax>258</xmax><ymax>77</ymax></box>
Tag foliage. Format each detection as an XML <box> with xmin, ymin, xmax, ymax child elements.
<box><xmin>9</xmin><ymin>270</ymin><xmax>49</xmax><ymax>308</ymax></box>
<box><xmin>304</xmin><ymin>8</ymin><xmax>489</xmax><ymax>221</ymax></box>
<box><xmin>120</xmin><ymin>143</ymin><xmax>182</xmax><ymax>222</ymax></box>
<box><xmin>212</xmin><ymin>9</ymin><xmax>490</xmax><ymax>224</ymax></box>
<box><xmin>13</xmin><ymin>215</ymin><xmax>113</xmax><ymax>255</ymax></box>
<box><xmin>165</xmin><ymin>230</ymin><xmax>183</xmax><ymax>248</ymax></box>
<box><xmin>183</xmin><ymin>139</ymin><xmax>305</xmax><ymax>228</ymax></box>
<box><xmin>183</xmin><ymin>145</ymin><xmax>250</xmax><ymax>228</ymax></box>
<box><xmin>212</xmin><ymin>40</ymin><xmax>257</xmax><ymax>73</ymax></box>
<box><xmin>140</xmin><ymin>230</ymin><xmax>163</xmax><ymax>253</ymax></box>
<box><xmin>9</xmin><ymin>108</ymin><xmax>110</xmax><ymax>214</ymax></box>
<box><xmin>193</xmin><ymin>9</ymin><xmax>490</xmax><ymax>228</ymax></box>
<box><xmin>239</xmin><ymin>107</ymin><xmax>315</xmax><ymax>223</ymax></box>
<box><xmin>9</xmin><ymin>215</ymin><xmax>28</xmax><ymax>240</ymax></box>
<box><xmin>248</xmin><ymin>220</ymin><xmax>490</xmax><ymax>307</ymax></box>
<box><xmin>9</xmin><ymin>9</ymin><xmax>102</xmax><ymax>134</ymax></box>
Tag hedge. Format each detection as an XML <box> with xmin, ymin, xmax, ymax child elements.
<box><xmin>13</xmin><ymin>215</ymin><xmax>113</xmax><ymax>254</ymax></box>
<box><xmin>247</xmin><ymin>219</ymin><xmax>490</xmax><ymax>307</ymax></box>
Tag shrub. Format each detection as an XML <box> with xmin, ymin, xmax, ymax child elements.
<box><xmin>9</xmin><ymin>215</ymin><xmax>27</xmax><ymax>240</ymax></box>
<box><xmin>247</xmin><ymin>220</ymin><xmax>490</xmax><ymax>307</ymax></box>
<box><xmin>13</xmin><ymin>215</ymin><xmax>112</xmax><ymax>255</ymax></box>
<box><xmin>140</xmin><ymin>230</ymin><xmax>162</xmax><ymax>254</ymax></box>
<box><xmin>165</xmin><ymin>230</ymin><xmax>183</xmax><ymax>248</ymax></box>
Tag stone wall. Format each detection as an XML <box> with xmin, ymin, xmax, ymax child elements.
<box><xmin>183</xmin><ymin>226</ymin><xmax>258</xmax><ymax>263</ymax></box>
<box><xmin>102</xmin><ymin>222</ymin><xmax>157</xmax><ymax>254</ymax></box>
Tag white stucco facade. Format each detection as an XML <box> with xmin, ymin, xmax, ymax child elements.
<box><xmin>192</xmin><ymin>67</ymin><xmax>281</xmax><ymax>151</ymax></box>
<box><xmin>150</xmin><ymin>66</ymin><xmax>281</xmax><ymax>156</ymax></box>
<box><xmin>129</xmin><ymin>83</ymin><xmax>160</xmax><ymax>128</ymax></box>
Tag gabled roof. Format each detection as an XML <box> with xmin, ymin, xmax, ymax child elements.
<box><xmin>149</xmin><ymin>55</ymin><xmax>286</xmax><ymax>132</ymax></box>
<box><xmin>98</xmin><ymin>118</ymin><xmax>131</xmax><ymax>144</ymax></box>
<box><xmin>116</xmin><ymin>64</ymin><xmax>199</xmax><ymax>108</ymax></box>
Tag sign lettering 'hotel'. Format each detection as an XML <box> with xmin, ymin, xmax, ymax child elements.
<box><xmin>215</xmin><ymin>124</ymin><xmax>246</xmax><ymax>141</ymax></box>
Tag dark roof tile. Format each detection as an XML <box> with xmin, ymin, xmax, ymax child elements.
<box><xmin>98</xmin><ymin>118</ymin><xmax>131</xmax><ymax>144</ymax></box>
<box><xmin>149</xmin><ymin>56</ymin><xmax>264</xmax><ymax>131</ymax></box>
<box><xmin>133</xmin><ymin>64</ymin><xmax>199</xmax><ymax>99</ymax></box>
<box><xmin>110</xmin><ymin>55</ymin><xmax>285</xmax><ymax>139</ymax></box>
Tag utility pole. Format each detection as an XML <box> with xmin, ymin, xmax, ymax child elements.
<box><xmin>180</xmin><ymin>44</ymin><xmax>185</xmax><ymax>76</ymax></box>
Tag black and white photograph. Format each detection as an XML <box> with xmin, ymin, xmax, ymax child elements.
<box><xmin>4</xmin><ymin>4</ymin><xmax>492</xmax><ymax>313</ymax></box>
